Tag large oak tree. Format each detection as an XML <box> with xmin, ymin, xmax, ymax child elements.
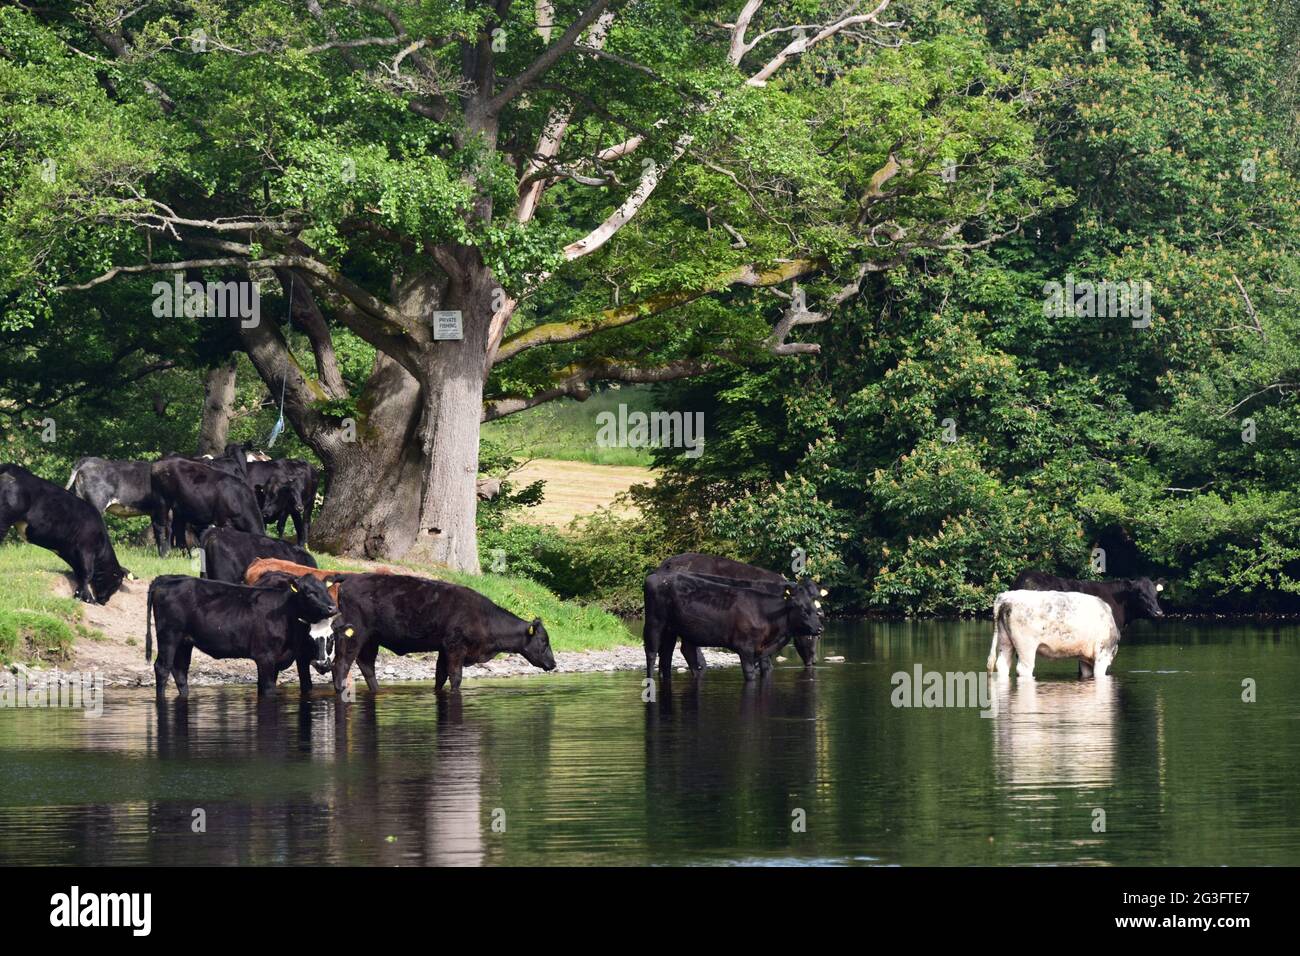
<box><xmin>2</xmin><ymin>0</ymin><xmax>1048</xmax><ymax>569</ymax></box>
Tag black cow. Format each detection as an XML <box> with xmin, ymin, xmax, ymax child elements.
<box><xmin>1011</xmin><ymin>570</ymin><xmax>1165</xmax><ymax>629</ymax></box>
<box><xmin>656</xmin><ymin>552</ymin><xmax>827</xmax><ymax>671</ymax></box>
<box><xmin>246</xmin><ymin>459</ymin><xmax>318</xmax><ymax>545</ymax></box>
<box><xmin>66</xmin><ymin>457</ymin><xmax>167</xmax><ymax>552</ymax></box>
<box><xmin>161</xmin><ymin>443</ymin><xmax>250</xmax><ymax>482</ymax></box>
<box><xmin>150</xmin><ymin>458</ymin><xmax>264</xmax><ymax>556</ymax></box>
<box><xmin>1</xmin><ymin>464</ymin><xmax>133</xmax><ymax>604</ymax></box>
<box><xmin>331</xmin><ymin>574</ymin><xmax>556</xmax><ymax>694</ymax></box>
<box><xmin>200</xmin><ymin>526</ymin><xmax>317</xmax><ymax>583</ymax></box>
<box><xmin>145</xmin><ymin>572</ymin><xmax>338</xmax><ymax>698</ymax></box>
<box><xmin>643</xmin><ymin>570</ymin><xmax>823</xmax><ymax>682</ymax></box>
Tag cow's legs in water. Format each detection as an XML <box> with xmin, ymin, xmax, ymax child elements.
<box><xmin>758</xmin><ymin>654</ymin><xmax>774</xmax><ymax>678</ymax></box>
<box><xmin>657</xmin><ymin>632</ymin><xmax>677</xmax><ymax>683</ymax></box>
<box><xmin>255</xmin><ymin>657</ymin><xmax>278</xmax><ymax>695</ymax></box>
<box><xmin>1093</xmin><ymin>647</ymin><xmax>1114</xmax><ymax>677</ymax></box>
<box><xmin>296</xmin><ymin>654</ymin><xmax>314</xmax><ymax>694</ymax></box>
<box><xmin>153</xmin><ymin>639</ymin><xmax>176</xmax><ymax>700</ymax></box>
<box><xmin>1014</xmin><ymin>638</ymin><xmax>1036</xmax><ymax>678</ymax></box>
<box><xmin>171</xmin><ymin>643</ymin><xmax>193</xmax><ymax>699</ymax></box>
<box><xmin>446</xmin><ymin>652</ymin><xmax>465</xmax><ymax>692</ymax></box>
<box><xmin>435</xmin><ymin>652</ymin><xmax>448</xmax><ymax>692</ymax></box>
<box><xmin>356</xmin><ymin>641</ymin><xmax>380</xmax><ymax>692</ymax></box>
<box><xmin>1078</xmin><ymin>658</ymin><xmax>1094</xmax><ymax>679</ymax></box>
<box><xmin>680</xmin><ymin>641</ymin><xmax>705</xmax><ymax>675</ymax></box>
<box><xmin>738</xmin><ymin>650</ymin><xmax>759</xmax><ymax>682</ymax></box>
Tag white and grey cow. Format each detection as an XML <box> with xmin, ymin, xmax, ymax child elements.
<box><xmin>986</xmin><ymin>589</ymin><xmax>1121</xmax><ymax>678</ymax></box>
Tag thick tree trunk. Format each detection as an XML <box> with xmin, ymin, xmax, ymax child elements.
<box><xmin>311</xmin><ymin>277</ymin><xmax>493</xmax><ymax>570</ymax></box>
<box><xmin>197</xmin><ymin>359</ymin><xmax>237</xmax><ymax>455</ymax></box>
<box><xmin>309</xmin><ymin>353</ymin><xmax>428</xmax><ymax>558</ymax></box>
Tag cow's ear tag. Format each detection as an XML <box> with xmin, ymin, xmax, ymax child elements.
<box><xmin>820</xmin><ymin>588</ymin><xmax>828</xmax><ymax>597</ymax></box>
<box><xmin>784</xmin><ymin>587</ymin><xmax>792</xmax><ymax>600</ymax></box>
<box><xmin>1156</xmin><ymin>583</ymin><xmax>1164</xmax><ymax>592</ymax></box>
<box><xmin>345</xmin><ymin>627</ymin><xmax>354</xmax><ymax>638</ymax></box>
<box><xmin>290</xmin><ymin>584</ymin><xmax>298</xmax><ymax>592</ymax></box>
<box><xmin>527</xmin><ymin>623</ymin><xmax>536</xmax><ymax>636</ymax></box>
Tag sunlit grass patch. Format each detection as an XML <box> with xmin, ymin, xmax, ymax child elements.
<box><xmin>319</xmin><ymin>556</ymin><xmax>638</xmax><ymax>652</ymax></box>
<box><xmin>481</xmin><ymin>386</ymin><xmax>657</xmax><ymax>466</ymax></box>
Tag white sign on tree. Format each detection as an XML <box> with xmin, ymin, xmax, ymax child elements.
<box><xmin>433</xmin><ymin>310</ymin><xmax>464</xmax><ymax>341</ymax></box>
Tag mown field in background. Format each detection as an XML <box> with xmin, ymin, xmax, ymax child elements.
<box><xmin>481</xmin><ymin>386</ymin><xmax>656</xmax><ymax>466</ymax></box>
<box><xmin>0</xmin><ymin>540</ymin><xmax>636</xmax><ymax>665</ymax></box>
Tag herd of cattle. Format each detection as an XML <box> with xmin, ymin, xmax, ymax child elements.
<box><xmin>1</xmin><ymin>449</ymin><xmax>1167</xmax><ymax>696</ymax></box>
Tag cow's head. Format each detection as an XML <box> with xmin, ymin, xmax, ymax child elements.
<box><xmin>94</xmin><ymin>564</ymin><xmax>131</xmax><ymax>605</ymax></box>
<box><xmin>261</xmin><ymin>479</ymin><xmax>303</xmax><ymax>520</ymax></box>
<box><xmin>288</xmin><ymin>573</ymin><xmax>338</xmax><ymax>623</ymax></box>
<box><xmin>521</xmin><ymin>617</ymin><xmax>556</xmax><ymax>672</ymax></box>
<box><xmin>1129</xmin><ymin>577</ymin><xmax>1165</xmax><ymax>619</ymax></box>
<box><xmin>786</xmin><ymin>577</ymin><xmax>826</xmax><ymax>666</ymax></box>
<box><xmin>782</xmin><ymin>579</ymin><xmax>823</xmax><ymax>659</ymax></box>
<box><xmin>312</xmin><ymin>620</ymin><xmax>354</xmax><ymax>674</ymax></box>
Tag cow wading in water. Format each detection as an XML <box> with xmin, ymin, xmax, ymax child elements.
<box><xmin>987</xmin><ymin>590</ymin><xmax>1122</xmax><ymax>678</ymax></box>
<box><xmin>1011</xmin><ymin>570</ymin><xmax>1165</xmax><ymax>630</ymax></box>
<box><xmin>331</xmin><ymin>574</ymin><xmax>556</xmax><ymax>694</ymax></box>
<box><xmin>643</xmin><ymin>570</ymin><xmax>823</xmax><ymax>682</ymax></box>
<box><xmin>656</xmin><ymin>552</ymin><xmax>827</xmax><ymax>673</ymax></box>
<box><xmin>146</xmin><ymin>573</ymin><xmax>338</xmax><ymax>698</ymax></box>
<box><xmin>1</xmin><ymin>464</ymin><xmax>133</xmax><ymax>604</ymax></box>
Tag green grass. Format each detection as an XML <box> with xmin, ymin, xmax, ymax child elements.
<box><xmin>0</xmin><ymin>540</ymin><xmax>635</xmax><ymax>659</ymax></box>
<box><xmin>0</xmin><ymin>545</ymin><xmax>97</xmax><ymax>665</ymax></box>
<box><xmin>480</xmin><ymin>385</ymin><xmax>657</xmax><ymax>465</ymax></box>
<box><xmin>320</xmin><ymin>555</ymin><xmax>636</xmax><ymax>651</ymax></box>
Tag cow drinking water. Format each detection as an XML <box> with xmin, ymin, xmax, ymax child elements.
<box><xmin>145</xmin><ymin>573</ymin><xmax>338</xmax><ymax>698</ymax></box>
<box><xmin>655</xmin><ymin>553</ymin><xmax>827</xmax><ymax>671</ymax></box>
<box><xmin>331</xmin><ymin>574</ymin><xmax>556</xmax><ymax>694</ymax></box>
<box><xmin>642</xmin><ymin>570</ymin><xmax>823</xmax><ymax>682</ymax></box>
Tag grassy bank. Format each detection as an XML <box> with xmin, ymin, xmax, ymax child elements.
<box><xmin>0</xmin><ymin>546</ymin><xmax>94</xmax><ymax>665</ymax></box>
<box><xmin>0</xmin><ymin>540</ymin><xmax>635</xmax><ymax>663</ymax></box>
<box><xmin>319</xmin><ymin>553</ymin><xmax>635</xmax><ymax>651</ymax></box>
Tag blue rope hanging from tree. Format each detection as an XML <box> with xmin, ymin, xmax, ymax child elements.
<box><xmin>267</xmin><ymin>273</ymin><xmax>293</xmax><ymax>448</ymax></box>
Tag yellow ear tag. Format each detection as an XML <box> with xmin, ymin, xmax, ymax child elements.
<box><xmin>290</xmin><ymin>584</ymin><xmax>298</xmax><ymax>592</ymax></box>
<box><xmin>528</xmin><ymin>624</ymin><xmax>536</xmax><ymax>636</ymax></box>
<box><xmin>820</xmin><ymin>588</ymin><xmax>828</xmax><ymax>597</ymax></box>
<box><xmin>345</xmin><ymin>627</ymin><xmax>354</xmax><ymax>637</ymax></box>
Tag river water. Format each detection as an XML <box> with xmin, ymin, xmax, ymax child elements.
<box><xmin>1</xmin><ymin>619</ymin><xmax>1297</xmax><ymax>866</ymax></box>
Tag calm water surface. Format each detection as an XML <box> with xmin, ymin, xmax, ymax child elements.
<box><xmin>2</xmin><ymin>620</ymin><xmax>1298</xmax><ymax>866</ymax></box>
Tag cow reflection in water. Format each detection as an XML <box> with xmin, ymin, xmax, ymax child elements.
<box><xmin>329</xmin><ymin>695</ymin><xmax>487</xmax><ymax>866</ymax></box>
<box><xmin>644</xmin><ymin>675</ymin><xmax>821</xmax><ymax>845</ymax></box>
<box><xmin>991</xmin><ymin>676</ymin><xmax>1119</xmax><ymax>791</ymax></box>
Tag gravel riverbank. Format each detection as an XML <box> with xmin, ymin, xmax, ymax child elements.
<box><xmin>10</xmin><ymin>643</ymin><xmax>740</xmax><ymax>689</ymax></box>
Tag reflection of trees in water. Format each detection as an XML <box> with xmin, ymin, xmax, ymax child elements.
<box><xmin>643</xmin><ymin>674</ymin><xmax>820</xmax><ymax>860</ymax></box>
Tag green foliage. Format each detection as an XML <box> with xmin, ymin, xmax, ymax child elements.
<box><xmin>640</xmin><ymin>0</ymin><xmax>1300</xmax><ymax>615</ymax></box>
